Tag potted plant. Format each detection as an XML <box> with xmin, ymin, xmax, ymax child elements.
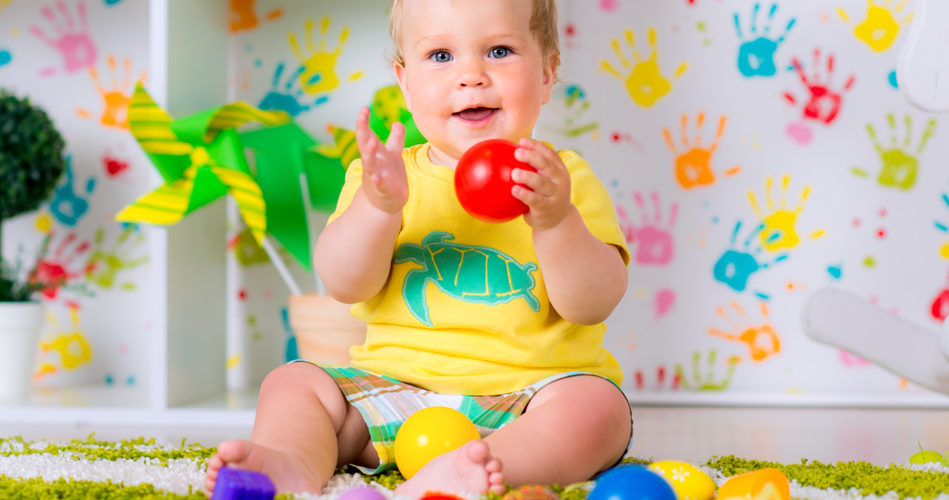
<box><xmin>0</xmin><ymin>90</ymin><xmax>67</xmax><ymax>400</ymax></box>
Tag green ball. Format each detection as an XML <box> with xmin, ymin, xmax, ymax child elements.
<box><xmin>908</xmin><ymin>450</ymin><xmax>943</xmax><ymax>464</ymax></box>
<box><xmin>0</xmin><ymin>90</ymin><xmax>66</xmax><ymax>221</ymax></box>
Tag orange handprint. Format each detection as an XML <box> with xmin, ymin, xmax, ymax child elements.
<box><xmin>288</xmin><ymin>17</ymin><xmax>351</xmax><ymax>96</ymax></box>
<box><xmin>76</xmin><ymin>55</ymin><xmax>147</xmax><ymax>129</ymax></box>
<box><xmin>709</xmin><ymin>301</ymin><xmax>781</xmax><ymax>362</ymax></box>
<box><xmin>748</xmin><ymin>175</ymin><xmax>825</xmax><ymax>252</ymax></box>
<box><xmin>600</xmin><ymin>28</ymin><xmax>688</xmax><ymax>107</ymax></box>
<box><xmin>229</xmin><ymin>0</ymin><xmax>284</xmax><ymax>33</ymax></box>
<box><xmin>837</xmin><ymin>0</ymin><xmax>913</xmax><ymax>52</ymax></box>
<box><xmin>663</xmin><ymin>112</ymin><xmax>738</xmax><ymax>189</ymax></box>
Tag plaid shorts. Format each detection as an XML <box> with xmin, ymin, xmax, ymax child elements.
<box><xmin>299</xmin><ymin>362</ymin><xmax>634</xmax><ymax>474</ymax></box>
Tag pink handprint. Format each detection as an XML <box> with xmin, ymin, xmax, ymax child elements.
<box><xmin>31</xmin><ymin>1</ymin><xmax>97</xmax><ymax>75</ymax></box>
<box><xmin>617</xmin><ymin>191</ymin><xmax>678</xmax><ymax>266</ymax></box>
<box><xmin>783</xmin><ymin>49</ymin><xmax>855</xmax><ymax>125</ymax></box>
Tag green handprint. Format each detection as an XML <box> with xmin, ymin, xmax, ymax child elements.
<box><xmin>85</xmin><ymin>225</ymin><xmax>149</xmax><ymax>291</ymax></box>
<box><xmin>675</xmin><ymin>349</ymin><xmax>740</xmax><ymax>391</ymax></box>
<box><xmin>600</xmin><ymin>28</ymin><xmax>688</xmax><ymax>107</ymax></box>
<box><xmin>867</xmin><ymin>113</ymin><xmax>937</xmax><ymax>191</ymax></box>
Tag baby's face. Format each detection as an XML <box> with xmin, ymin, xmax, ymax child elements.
<box><xmin>395</xmin><ymin>0</ymin><xmax>556</xmax><ymax>163</ymax></box>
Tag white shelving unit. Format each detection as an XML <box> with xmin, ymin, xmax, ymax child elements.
<box><xmin>0</xmin><ymin>0</ymin><xmax>255</xmax><ymax>429</ymax></box>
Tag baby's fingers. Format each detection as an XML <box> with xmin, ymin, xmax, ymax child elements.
<box><xmin>386</xmin><ymin>122</ymin><xmax>406</xmax><ymax>154</ymax></box>
<box><xmin>355</xmin><ymin>107</ymin><xmax>380</xmax><ymax>166</ymax></box>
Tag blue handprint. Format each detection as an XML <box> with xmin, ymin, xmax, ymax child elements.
<box><xmin>734</xmin><ymin>3</ymin><xmax>796</xmax><ymax>78</ymax></box>
<box><xmin>258</xmin><ymin>62</ymin><xmax>328</xmax><ymax>117</ymax></box>
<box><xmin>713</xmin><ymin>220</ymin><xmax>788</xmax><ymax>292</ymax></box>
<box><xmin>50</xmin><ymin>158</ymin><xmax>96</xmax><ymax>227</ymax></box>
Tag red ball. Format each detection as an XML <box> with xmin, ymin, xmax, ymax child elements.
<box><xmin>454</xmin><ymin>139</ymin><xmax>536</xmax><ymax>223</ymax></box>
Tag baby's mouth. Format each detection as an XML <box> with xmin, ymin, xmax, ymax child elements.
<box><xmin>453</xmin><ymin>107</ymin><xmax>498</xmax><ymax>124</ymax></box>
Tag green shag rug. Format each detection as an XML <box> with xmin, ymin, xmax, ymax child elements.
<box><xmin>1</xmin><ymin>436</ymin><xmax>948</xmax><ymax>500</ymax></box>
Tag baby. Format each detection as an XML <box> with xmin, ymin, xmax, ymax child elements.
<box><xmin>206</xmin><ymin>0</ymin><xmax>632</xmax><ymax>497</ymax></box>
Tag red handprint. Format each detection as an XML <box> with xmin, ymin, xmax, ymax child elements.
<box><xmin>784</xmin><ymin>49</ymin><xmax>855</xmax><ymax>125</ymax></box>
<box><xmin>30</xmin><ymin>232</ymin><xmax>90</xmax><ymax>300</ymax></box>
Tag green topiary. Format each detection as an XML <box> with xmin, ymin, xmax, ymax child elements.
<box><xmin>0</xmin><ymin>90</ymin><xmax>66</xmax><ymax>220</ymax></box>
<box><xmin>0</xmin><ymin>90</ymin><xmax>67</xmax><ymax>302</ymax></box>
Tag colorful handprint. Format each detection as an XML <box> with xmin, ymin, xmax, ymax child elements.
<box><xmin>748</xmin><ymin>175</ymin><xmax>824</xmax><ymax>252</ymax></box>
<box><xmin>31</xmin><ymin>1</ymin><xmax>97</xmax><ymax>75</ymax></box>
<box><xmin>288</xmin><ymin>17</ymin><xmax>350</xmax><ymax>95</ymax></box>
<box><xmin>712</xmin><ymin>220</ymin><xmax>788</xmax><ymax>292</ymax></box>
<box><xmin>230</xmin><ymin>0</ymin><xmax>283</xmax><ymax>33</ymax></box>
<box><xmin>709</xmin><ymin>301</ymin><xmax>781</xmax><ymax>362</ymax></box>
<box><xmin>50</xmin><ymin>159</ymin><xmax>96</xmax><ymax>227</ymax></box>
<box><xmin>76</xmin><ymin>55</ymin><xmax>146</xmax><ymax>129</ymax></box>
<box><xmin>547</xmin><ymin>85</ymin><xmax>599</xmax><ymax>140</ymax></box>
<box><xmin>30</xmin><ymin>232</ymin><xmax>90</xmax><ymax>300</ymax></box>
<box><xmin>866</xmin><ymin>113</ymin><xmax>937</xmax><ymax>191</ymax></box>
<box><xmin>837</xmin><ymin>0</ymin><xmax>913</xmax><ymax>52</ymax></box>
<box><xmin>35</xmin><ymin>303</ymin><xmax>93</xmax><ymax>379</ymax></box>
<box><xmin>784</xmin><ymin>49</ymin><xmax>855</xmax><ymax>125</ymax></box>
<box><xmin>229</xmin><ymin>227</ymin><xmax>270</xmax><ymax>267</ymax></box>
<box><xmin>600</xmin><ymin>28</ymin><xmax>688</xmax><ymax>107</ymax></box>
<box><xmin>258</xmin><ymin>62</ymin><xmax>328</xmax><ymax>116</ymax></box>
<box><xmin>616</xmin><ymin>191</ymin><xmax>678</xmax><ymax>266</ymax></box>
<box><xmin>663</xmin><ymin>112</ymin><xmax>738</xmax><ymax>189</ymax></box>
<box><xmin>676</xmin><ymin>350</ymin><xmax>740</xmax><ymax>391</ymax></box>
<box><xmin>84</xmin><ymin>225</ymin><xmax>149</xmax><ymax>291</ymax></box>
<box><xmin>734</xmin><ymin>3</ymin><xmax>796</xmax><ymax>78</ymax></box>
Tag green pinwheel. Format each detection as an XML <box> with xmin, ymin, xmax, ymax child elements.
<box><xmin>116</xmin><ymin>84</ymin><xmax>291</xmax><ymax>245</ymax></box>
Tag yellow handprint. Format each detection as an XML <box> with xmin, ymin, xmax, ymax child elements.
<box><xmin>748</xmin><ymin>175</ymin><xmax>825</xmax><ymax>252</ymax></box>
<box><xmin>600</xmin><ymin>28</ymin><xmax>688</xmax><ymax>107</ymax></box>
<box><xmin>0</xmin><ymin>0</ymin><xmax>13</xmax><ymax>14</ymax></box>
<box><xmin>837</xmin><ymin>0</ymin><xmax>913</xmax><ymax>52</ymax></box>
<box><xmin>34</xmin><ymin>304</ymin><xmax>93</xmax><ymax>379</ymax></box>
<box><xmin>288</xmin><ymin>17</ymin><xmax>350</xmax><ymax>95</ymax></box>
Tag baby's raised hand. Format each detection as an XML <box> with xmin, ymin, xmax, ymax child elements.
<box><xmin>355</xmin><ymin>106</ymin><xmax>408</xmax><ymax>214</ymax></box>
<box><xmin>511</xmin><ymin>139</ymin><xmax>572</xmax><ymax>232</ymax></box>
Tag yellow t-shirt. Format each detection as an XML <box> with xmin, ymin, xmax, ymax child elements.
<box><xmin>327</xmin><ymin>143</ymin><xmax>630</xmax><ymax>395</ymax></box>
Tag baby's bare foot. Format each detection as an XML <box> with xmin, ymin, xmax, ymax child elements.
<box><xmin>394</xmin><ymin>440</ymin><xmax>505</xmax><ymax>499</ymax></box>
<box><xmin>205</xmin><ymin>440</ymin><xmax>321</xmax><ymax>497</ymax></box>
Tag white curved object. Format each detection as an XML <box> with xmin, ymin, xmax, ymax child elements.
<box><xmin>897</xmin><ymin>0</ymin><xmax>949</xmax><ymax>112</ymax></box>
<box><xmin>803</xmin><ymin>288</ymin><xmax>949</xmax><ymax>394</ymax></box>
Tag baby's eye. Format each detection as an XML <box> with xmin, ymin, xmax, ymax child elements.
<box><xmin>429</xmin><ymin>50</ymin><xmax>452</xmax><ymax>63</ymax></box>
<box><xmin>488</xmin><ymin>46</ymin><xmax>512</xmax><ymax>58</ymax></box>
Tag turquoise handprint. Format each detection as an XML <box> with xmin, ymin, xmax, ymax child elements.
<box><xmin>734</xmin><ymin>3</ymin><xmax>796</xmax><ymax>78</ymax></box>
<box><xmin>713</xmin><ymin>220</ymin><xmax>788</xmax><ymax>292</ymax></box>
<box><xmin>50</xmin><ymin>158</ymin><xmax>96</xmax><ymax>227</ymax></box>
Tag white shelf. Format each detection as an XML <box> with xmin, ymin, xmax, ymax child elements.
<box><xmin>0</xmin><ymin>386</ymin><xmax>257</xmax><ymax>427</ymax></box>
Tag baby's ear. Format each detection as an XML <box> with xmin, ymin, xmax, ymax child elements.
<box><xmin>541</xmin><ymin>53</ymin><xmax>559</xmax><ymax>105</ymax></box>
<box><xmin>395</xmin><ymin>62</ymin><xmax>412</xmax><ymax>113</ymax></box>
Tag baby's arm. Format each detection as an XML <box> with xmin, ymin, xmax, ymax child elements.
<box><xmin>314</xmin><ymin>107</ymin><xmax>408</xmax><ymax>304</ymax></box>
<box><xmin>511</xmin><ymin>140</ymin><xmax>628</xmax><ymax>325</ymax></box>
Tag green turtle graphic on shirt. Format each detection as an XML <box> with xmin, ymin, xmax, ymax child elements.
<box><xmin>395</xmin><ymin>231</ymin><xmax>540</xmax><ymax>327</ymax></box>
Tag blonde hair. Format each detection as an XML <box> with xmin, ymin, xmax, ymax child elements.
<box><xmin>388</xmin><ymin>0</ymin><xmax>560</xmax><ymax>72</ymax></box>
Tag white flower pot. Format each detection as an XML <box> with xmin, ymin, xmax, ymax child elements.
<box><xmin>0</xmin><ymin>302</ymin><xmax>43</xmax><ymax>401</ymax></box>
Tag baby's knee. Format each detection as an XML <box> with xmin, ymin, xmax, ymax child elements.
<box><xmin>260</xmin><ymin>363</ymin><xmax>349</xmax><ymax>423</ymax></box>
<box><xmin>576</xmin><ymin>378</ymin><xmax>632</xmax><ymax>438</ymax></box>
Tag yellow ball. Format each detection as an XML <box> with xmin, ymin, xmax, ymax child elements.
<box><xmin>648</xmin><ymin>461</ymin><xmax>717</xmax><ymax>500</ymax></box>
<box><xmin>394</xmin><ymin>406</ymin><xmax>480</xmax><ymax>479</ymax></box>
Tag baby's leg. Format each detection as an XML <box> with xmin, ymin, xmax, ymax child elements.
<box><xmin>395</xmin><ymin>375</ymin><xmax>630</xmax><ymax>498</ymax></box>
<box><xmin>484</xmin><ymin>375</ymin><xmax>630</xmax><ymax>486</ymax></box>
<box><xmin>205</xmin><ymin>363</ymin><xmax>377</xmax><ymax>496</ymax></box>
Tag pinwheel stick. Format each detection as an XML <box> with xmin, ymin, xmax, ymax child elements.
<box><xmin>261</xmin><ymin>236</ymin><xmax>302</xmax><ymax>297</ymax></box>
<box><xmin>298</xmin><ymin>172</ymin><xmax>327</xmax><ymax>296</ymax></box>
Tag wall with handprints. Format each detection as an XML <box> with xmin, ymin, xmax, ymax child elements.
<box><xmin>0</xmin><ymin>0</ymin><xmax>152</xmax><ymax>389</ymax></box>
<box><xmin>2</xmin><ymin>0</ymin><xmax>947</xmax><ymax>403</ymax></box>
<box><xmin>541</xmin><ymin>0</ymin><xmax>948</xmax><ymax>401</ymax></box>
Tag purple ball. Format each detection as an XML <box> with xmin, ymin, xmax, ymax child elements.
<box><xmin>338</xmin><ymin>487</ymin><xmax>387</xmax><ymax>500</ymax></box>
